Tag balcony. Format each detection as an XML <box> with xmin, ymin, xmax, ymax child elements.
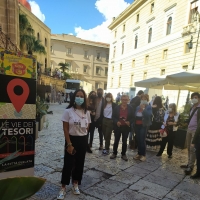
<box><xmin>182</xmin><ymin>23</ymin><xmax>197</xmax><ymax>36</ymax></box>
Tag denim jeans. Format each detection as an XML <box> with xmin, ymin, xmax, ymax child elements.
<box><xmin>135</xmin><ymin>125</ymin><xmax>148</xmax><ymax>156</ymax></box>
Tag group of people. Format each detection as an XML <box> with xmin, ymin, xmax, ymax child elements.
<box><xmin>57</xmin><ymin>88</ymin><xmax>200</xmax><ymax>199</ymax></box>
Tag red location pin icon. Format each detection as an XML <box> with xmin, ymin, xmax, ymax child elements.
<box><xmin>7</xmin><ymin>78</ymin><xmax>30</xmax><ymax>113</ymax></box>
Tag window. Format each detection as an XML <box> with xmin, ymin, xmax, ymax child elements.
<box><xmin>135</xmin><ymin>35</ymin><xmax>138</xmax><ymax>49</ymax></box>
<box><xmin>97</xmin><ymin>53</ymin><xmax>101</xmax><ymax>60</ymax></box>
<box><xmin>120</xmin><ymin>64</ymin><xmax>122</xmax><ymax>70</ymax></box>
<box><xmin>115</xmin><ymin>30</ymin><xmax>117</xmax><ymax>38</ymax></box>
<box><xmin>112</xmin><ymin>66</ymin><xmax>114</xmax><ymax>72</ymax></box>
<box><xmin>145</xmin><ymin>55</ymin><xmax>149</xmax><ymax>64</ymax></box>
<box><xmin>143</xmin><ymin>72</ymin><xmax>147</xmax><ymax>80</ymax></box>
<box><xmin>148</xmin><ymin>28</ymin><xmax>152</xmax><ymax>43</ymax></box>
<box><xmin>113</xmin><ymin>46</ymin><xmax>116</xmax><ymax>58</ymax></box>
<box><xmin>182</xmin><ymin>65</ymin><xmax>188</xmax><ymax>70</ymax></box>
<box><xmin>185</xmin><ymin>42</ymin><xmax>190</xmax><ymax>53</ymax></box>
<box><xmin>119</xmin><ymin>76</ymin><xmax>121</xmax><ymax>86</ymax></box>
<box><xmin>105</xmin><ymin>67</ymin><xmax>108</xmax><ymax>76</ymax></box>
<box><xmin>96</xmin><ymin>67</ymin><xmax>101</xmax><ymax>75</ymax></box>
<box><xmin>163</xmin><ymin>49</ymin><xmax>168</xmax><ymax>59</ymax></box>
<box><xmin>37</xmin><ymin>32</ymin><xmax>40</xmax><ymax>40</ymax></box>
<box><xmin>66</xmin><ymin>61</ymin><xmax>71</xmax><ymax>71</ymax></box>
<box><xmin>123</xmin><ymin>24</ymin><xmax>126</xmax><ymax>32</ymax></box>
<box><xmin>111</xmin><ymin>77</ymin><xmax>113</xmax><ymax>87</ymax></box>
<box><xmin>189</xmin><ymin>1</ymin><xmax>198</xmax><ymax>23</ymax></box>
<box><xmin>95</xmin><ymin>83</ymin><xmax>99</xmax><ymax>90</ymax></box>
<box><xmin>50</xmin><ymin>46</ymin><xmax>53</xmax><ymax>53</ymax></box>
<box><xmin>84</xmin><ymin>51</ymin><xmax>88</xmax><ymax>58</ymax></box>
<box><xmin>66</xmin><ymin>48</ymin><xmax>72</xmax><ymax>55</ymax></box>
<box><xmin>166</xmin><ymin>17</ymin><xmax>172</xmax><ymax>35</ymax></box>
<box><xmin>45</xmin><ymin>58</ymin><xmax>47</xmax><ymax>71</ymax></box>
<box><xmin>106</xmin><ymin>54</ymin><xmax>109</xmax><ymax>62</ymax></box>
<box><xmin>104</xmin><ymin>83</ymin><xmax>107</xmax><ymax>90</ymax></box>
<box><xmin>136</xmin><ymin>14</ymin><xmax>139</xmax><ymax>23</ymax></box>
<box><xmin>83</xmin><ymin>65</ymin><xmax>88</xmax><ymax>73</ymax></box>
<box><xmin>132</xmin><ymin>60</ymin><xmax>135</xmax><ymax>68</ymax></box>
<box><xmin>45</xmin><ymin>38</ymin><xmax>47</xmax><ymax>47</ymax></box>
<box><xmin>151</xmin><ymin>3</ymin><xmax>154</xmax><ymax>13</ymax></box>
<box><xmin>161</xmin><ymin>69</ymin><xmax>165</xmax><ymax>75</ymax></box>
<box><xmin>122</xmin><ymin>43</ymin><xmax>124</xmax><ymax>54</ymax></box>
<box><xmin>130</xmin><ymin>74</ymin><xmax>134</xmax><ymax>85</ymax></box>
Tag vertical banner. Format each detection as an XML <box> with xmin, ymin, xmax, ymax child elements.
<box><xmin>0</xmin><ymin>49</ymin><xmax>36</xmax><ymax>173</ymax></box>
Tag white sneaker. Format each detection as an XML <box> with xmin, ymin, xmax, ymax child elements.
<box><xmin>133</xmin><ymin>154</ymin><xmax>141</xmax><ymax>160</ymax></box>
<box><xmin>140</xmin><ymin>156</ymin><xmax>146</xmax><ymax>162</ymax></box>
<box><xmin>72</xmin><ymin>184</ymin><xmax>80</xmax><ymax>195</ymax></box>
<box><xmin>57</xmin><ymin>188</ymin><xmax>66</xmax><ymax>200</ymax></box>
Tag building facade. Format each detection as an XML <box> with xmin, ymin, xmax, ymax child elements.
<box><xmin>107</xmin><ymin>0</ymin><xmax>200</xmax><ymax>105</ymax></box>
<box><xmin>51</xmin><ymin>34</ymin><xmax>109</xmax><ymax>91</ymax></box>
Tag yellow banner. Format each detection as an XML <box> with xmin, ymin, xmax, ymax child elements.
<box><xmin>0</xmin><ymin>49</ymin><xmax>36</xmax><ymax>79</ymax></box>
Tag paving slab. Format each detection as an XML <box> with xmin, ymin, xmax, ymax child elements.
<box><xmin>136</xmin><ymin>161</ymin><xmax>159</xmax><ymax>172</ymax></box>
<box><xmin>166</xmin><ymin>188</ymin><xmax>200</xmax><ymax>200</ymax></box>
<box><xmin>34</xmin><ymin>164</ymin><xmax>55</xmax><ymax>177</ymax></box>
<box><xmin>44</xmin><ymin>172</ymin><xmax>62</xmax><ymax>186</ymax></box>
<box><xmin>94</xmin><ymin>163</ymin><xmax>121</xmax><ymax>175</ymax></box>
<box><xmin>142</xmin><ymin>173</ymin><xmax>179</xmax><ymax>189</ymax></box>
<box><xmin>84</xmin><ymin>186</ymin><xmax>115</xmax><ymax>200</ymax></box>
<box><xmin>84</xmin><ymin>169</ymin><xmax>108</xmax><ymax>180</ymax></box>
<box><xmin>110</xmin><ymin>189</ymin><xmax>158</xmax><ymax>200</ymax></box>
<box><xmin>110</xmin><ymin>171</ymin><xmax>141</xmax><ymax>185</ymax></box>
<box><xmin>129</xmin><ymin>179</ymin><xmax>170</xmax><ymax>199</ymax></box>
<box><xmin>124</xmin><ymin>165</ymin><xmax>152</xmax><ymax>177</ymax></box>
<box><xmin>79</xmin><ymin>174</ymin><xmax>101</xmax><ymax>190</ymax></box>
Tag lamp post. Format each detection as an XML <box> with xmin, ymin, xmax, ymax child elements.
<box><xmin>188</xmin><ymin>11</ymin><xmax>200</xmax><ymax>70</ymax></box>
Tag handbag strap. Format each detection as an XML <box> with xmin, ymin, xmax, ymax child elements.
<box><xmin>188</xmin><ymin>107</ymin><xmax>200</xmax><ymax>124</ymax></box>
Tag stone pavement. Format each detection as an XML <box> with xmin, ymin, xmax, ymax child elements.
<box><xmin>29</xmin><ymin>103</ymin><xmax>200</xmax><ymax>200</ymax></box>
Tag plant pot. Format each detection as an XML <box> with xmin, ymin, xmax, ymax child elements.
<box><xmin>174</xmin><ymin>128</ymin><xmax>187</xmax><ymax>149</ymax></box>
<box><xmin>39</xmin><ymin>116</ymin><xmax>44</xmax><ymax>131</ymax></box>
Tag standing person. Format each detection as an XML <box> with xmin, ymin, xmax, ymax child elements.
<box><xmin>134</xmin><ymin>94</ymin><xmax>152</xmax><ymax>161</ymax></box>
<box><xmin>129</xmin><ymin>90</ymin><xmax>144</xmax><ymax>147</ymax></box>
<box><xmin>191</xmin><ymin>120</ymin><xmax>200</xmax><ymax>179</ymax></box>
<box><xmin>62</xmin><ymin>92</ymin><xmax>65</xmax><ymax>103</ymax></box>
<box><xmin>87</xmin><ymin>91</ymin><xmax>97</xmax><ymax>153</ymax></box>
<box><xmin>58</xmin><ymin>91</ymin><xmax>62</xmax><ymax>105</ymax></box>
<box><xmin>102</xmin><ymin>93</ymin><xmax>117</xmax><ymax>155</ymax></box>
<box><xmin>110</xmin><ymin>95</ymin><xmax>134</xmax><ymax>161</ymax></box>
<box><xmin>115</xmin><ymin>92</ymin><xmax>121</xmax><ymax>104</ymax></box>
<box><xmin>157</xmin><ymin>103</ymin><xmax>180</xmax><ymax>158</ymax></box>
<box><xmin>146</xmin><ymin>96</ymin><xmax>165</xmax><ymax>149</ymax></box>
<box><xmin>94</xmin><ymin>88</ymin><xmax>105</xmax><ymax>150</ymax></box>
<box><xmin>180</xmin><ymin>92</ymin><xmax>200</xmax><ymax>175</ymax></box>
<box><xmin>57</xmin><ymin>89</ymin><xmax>91</xmax><ymax>199</ymax></box>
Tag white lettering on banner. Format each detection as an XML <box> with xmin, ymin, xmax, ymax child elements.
<box><xmin>2</xmin><ymin>128</ymin><xmax>34</xmax><ymax>135</ymax></box>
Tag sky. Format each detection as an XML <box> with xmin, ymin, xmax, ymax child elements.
<box><xmin>28</xmin><ymin>0</ymin><xmax>133</xmax><ymax>43</ymax></box>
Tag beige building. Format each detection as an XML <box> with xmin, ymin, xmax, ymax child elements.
<box><xmin>107</xmin><ymin>0</ymin><xmax>200</xmax><ymax>106</ymax></box>
<box><xmin>51</xmin><ymin>34</ymin><xmax>109</xmax><ymax>91</ymax></box>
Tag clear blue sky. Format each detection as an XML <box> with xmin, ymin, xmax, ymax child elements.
<box><xmin>30</xmin><ymin>0</ymin><xmax>133</xmax><ymax>34</ymax></box>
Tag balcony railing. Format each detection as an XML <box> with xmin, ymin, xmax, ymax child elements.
<box><xmin>182</xmin><ymin>23</ymin><xmax>197</xmax><ymax>36</ymax></box>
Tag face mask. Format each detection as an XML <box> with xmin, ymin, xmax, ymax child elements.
<box><xmin>75</xmin><ymin>97</ymin><xmax>84</xmax><ymax>105</ymax></box>
<box><xmin>168</xmin><ymin>108</ymin><xmax>172</xmax><ymax>112</ymax></box>
<box><xmin>191</xmin><ymin>98</ymin><xmax>198</xmax><ymax>104</ymax></box>
<box><xmin>141</xmin><ymin>100</ymin><xmax>148</xmax><ymax>105</ymax></box>
<box><xmin>106</xmin><ymin>97</ymin><xmax>111</xmax><ymax>102</ymax></box>
<box><xmin>97</xmin><ymin>93</ymin><xmax>103</xmax><ymax>98</ymax></box>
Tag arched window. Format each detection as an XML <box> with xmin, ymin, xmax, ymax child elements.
<box><xmin>122</xmin><ymin>43</ymin><xmax>124</xmax><ymax>54</ymax></box>
<box><xmin>148</xmin><ymin>28</ymin><xmax>152</xmax><ymax>43</ymax></box>
<box><xmin>134</xmin><ymin>35</ymin><xmax>138</xmax><ymax>49</ymax></box>
<box><xmin>166</xmin><ymin>17</ymin><xmax>172</xmax><ymax>35</ymax></box>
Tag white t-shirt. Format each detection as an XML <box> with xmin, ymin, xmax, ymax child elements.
<box><xmin>61</xmin><ymin>107</ymin><xmax>91</xmax><ymax>136</ymax></box>
<box><xmin>104</xmin><ymin>104</ymin><xmax>112</xmax><ymax>118</ymax></box>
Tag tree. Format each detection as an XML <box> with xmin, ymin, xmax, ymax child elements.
<box><xmin>58</xmin><ymin>62</ymin><xmax>69</xmax><ymax>73</ymax></box>
<box><xmin>63</xmin><ymin>71</ymin><xmax>71</xmax><ymax>80</ymax></box>
<box><xmin>19</xmin><ymin>13</ymin><xmax>46</xmax><ymax>55</ymax></box>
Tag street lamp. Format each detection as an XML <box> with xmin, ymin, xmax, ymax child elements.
<box><xmin>188</xmin><ymin>11</ymin><xmax>200</xmax><ymax>70</ymax></box>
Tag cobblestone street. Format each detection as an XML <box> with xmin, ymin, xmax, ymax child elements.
<box><xmin>30</xmin><ymin>104</ymin><xmax>200</xmax><ymax>200</ymax></box>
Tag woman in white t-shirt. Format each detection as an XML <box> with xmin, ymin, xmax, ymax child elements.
<box><xmin>57</xmin><ymin>89</ymin><xmax>91</xmax><ymax>200</ymax></box>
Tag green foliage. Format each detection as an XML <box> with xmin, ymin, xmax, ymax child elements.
<box><xmin>63</xmin><ymin>71</ymin><xmax>71</xmax><ymax>80</ymax></box>
<box><xmin>36</xmin><ymin>96</ymin><xmax>49</xmax><ymax>118</ymax></box>
<box><xmin>58</xmin><ymin>62</ymin><xmax>69</xmax><ymax>73</ymax></box>
<box><xmin>0</xmin><ymin>177</ymin><xmax>46</xmax><ymax>200</ymax></box>
<box><xmin>179</xmin><ymin>103</ymin><xmax>192</xmax><ymax>130</ymax></box>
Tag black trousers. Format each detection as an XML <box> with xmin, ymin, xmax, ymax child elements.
<box><xmin>95</xmin><ymin>121</ymin><xmax>103</xmax><ymax>145</ymax></box>
<box><xmin>87</xmin><ymin>121</ymin><xmax>96</xmax><ymax>145</ymax></box>
<box><xmin>158</xmin><ymin>129</ymin><xmax>176</xmax><ymax>156</ymax></box>
<box><xmin>113</xmin><ymin>126</ymin><xmax>129</xmax><ymax>155</ymax></box>
<box><xmin>195</xmin><ymin>141</ymin><xmax>200</xmax><ymax>174</ymax></box>
<box><xmin>61</xmin><ymin>135</ymin><xmax>87</xmax><ymax>185</ymax></box>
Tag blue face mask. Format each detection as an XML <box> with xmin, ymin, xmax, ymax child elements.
<box><xmin>75</xmin><ymin>97</ymin><xmax>84</xmax><ymax>105</ymax></box>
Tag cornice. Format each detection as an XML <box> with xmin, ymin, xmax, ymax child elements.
<box><xmin>146</xmin><ymin>17</ymin><xmax>155</xmax><ymax>24</ymax></box>
<box><xmin>164</xmin><ymin>3</ymin><xmax>177</xmax><ymax>12</ymax></box>
<box><xmin>120</xmin><ymin>35</ymin><xmax>126</xmax><ymax>39</ymax></box>
<box><xmin>133</xmin><ymin>26</ymin><xmax>140</xmax><ymax>32</ymax></box>
<box><xmin>108</xmin><ymin>0</ymin><xmax>148</xmax><ymax>30</ymax></box>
